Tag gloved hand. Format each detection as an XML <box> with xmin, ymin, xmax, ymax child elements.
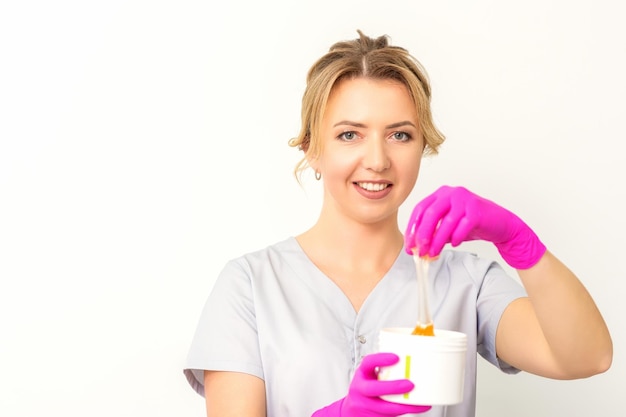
<box><xmin>312</xmin><ymin>353</ymin><xmax>431</xmax><ymax>417</ymax></box>
<box><xmin>404</xmin><ymin>185</ymin><xmax>546</xmax><ymax>269</ymax></box>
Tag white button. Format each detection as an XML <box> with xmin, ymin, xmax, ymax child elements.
<box><xmin>357</xmin><ymin>335</ymin><xmax>367</xmax><ymax>344</ymax></box>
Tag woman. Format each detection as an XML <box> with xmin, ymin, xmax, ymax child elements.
<box><xmin>184</xmin><ymin>30</ymin><xmax>612</xmax><ymax>417</ymax></box>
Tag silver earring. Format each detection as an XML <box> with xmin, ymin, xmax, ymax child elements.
<box><xmin>315</xmin><ymin>171</ymin><xmax>321</xmax><ymax>181</ymax></box>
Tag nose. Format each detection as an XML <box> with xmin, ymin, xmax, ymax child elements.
<box><xmin>363</xmin><ymin>136</ymin><xmax>391</xmax><ymax>172</ymax></box>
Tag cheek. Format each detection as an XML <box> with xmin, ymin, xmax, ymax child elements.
<box><xmin>397</xmin><ymin>157</ymin><xmax>422</xmax><ymax>193</ymax></box>
<box><xmin>398</xmin><ymin>152</ymin><xmax>422</xmax><ymax>176</ymax></box>
<box><xmin>411</xmin><ymin>157</ymin><xmax>422</xmax><ymax>177</ymax></box>
<box><xmin>406</xmin><ymin>167</ymin><xmax>420</xmax><ymax>188</ymax></box>
<box><xmin>320</xmin><ymin>152</ymin><xmax>358</xmax><ymax>176</ymax></box>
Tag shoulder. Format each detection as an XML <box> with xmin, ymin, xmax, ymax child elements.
<box><xmin>216</xmin><ymin>237</ymin><xmax>303</xmax><ymax>285</ymax></box>
<box><xmin>241</xmin><ymin>237</ymin><xmax>300</xmax><ymax>261</ymax></box>
<box><xmin>430</xmin><ymin>249</ymin><xmax>524</xmax><ymax>303</ymax></box>
<box><xmin>207</xmin><ymin>238</ymin><xmax>300</xmax><ymax>308</ymax></box>
<box><xmin>226</xmin><ymin>237</ymin><xmax>301</xmax><ymax>270</ymax></box>
<box><xmin>433</xmin><ymin>249</ymin><xmax>507</xmax><ymax>280</ymax></box>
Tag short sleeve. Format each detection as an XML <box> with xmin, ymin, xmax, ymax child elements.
<box><xmin>183</xmin><ymin>259</ymin><xmax>264</xmax><ymax>397</ymax></box>
<box><xmin>475</xmin><ymin>260</ymin><xmax>527</xmax><ymax>374</ymax></box>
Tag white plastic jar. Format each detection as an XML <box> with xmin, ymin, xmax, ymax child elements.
<box><xmin>377</xmin><ymin>327</ymin><xmax>468</xmax><ymax>406</ymax></box>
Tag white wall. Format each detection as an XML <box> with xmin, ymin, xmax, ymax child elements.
<box><xmin>1</xmin><ymin>1</ymin><xmax>624</xmax><ymax>416</ymax></box>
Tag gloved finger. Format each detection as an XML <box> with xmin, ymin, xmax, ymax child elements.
<box><xmin>353</xmin><ymin>378</ymin><xmax>415</xmax><ymax>398</ymax></box>
<box><xmin>449</xmin><ymin>214</ymin><xmax>476</xmax><ymax>247</ymax></box>
<box><xmin>369</xmin><ymin>398</ymin><xmax>432</xmax><ymax>415</ymax></box>
<box><xmin>404</xmin><ymin>193</ymin><xmax>436</xmax><ymax>254</ymax></box>
<box><xmin>416</xmin><ymin>194</ymin><xmax>452</xmax><ymax>256</ymax></box>
<box><xmin>343</xmin><ymin>395</ymin><xmax>432</xmax><ymax>416</ymax></box>
<box><xmin>428</xmin><ymin>202</ymin><xmax>466</xmax><ymax>256</ymax></box>
<box><xmin>450</xmin><ymin>198</ymin><xmax>480</xmax><ymax>246</ymax></box>
<box><xmin>358</xmin><ymin>352</ymin><xmax>400</xmax><ymax>379</ymax></box>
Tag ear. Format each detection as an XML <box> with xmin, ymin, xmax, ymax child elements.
<box><xmin>306</xmin><ymin>152</ymin><xmax>320</xmax><ymax>173</ymax></box>
<box><xmin>303</xmin><ymin>135</ymin><xmax>321</xmax><ymax>171</ymax></box>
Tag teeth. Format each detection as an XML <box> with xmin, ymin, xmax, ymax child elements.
<box><xmin>357</xmin><ymin>182</ymin><xmax>389</xmax><ymax>191</ymax></box>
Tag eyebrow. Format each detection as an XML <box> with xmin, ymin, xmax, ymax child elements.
<box><xmin>333</xmin><ymin>120</ymin><xmax>417</xmax><ymax>129</ymax></box>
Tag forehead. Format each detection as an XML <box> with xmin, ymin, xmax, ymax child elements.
<box><xmin>324</xmin><ymin>77</ymin><xmax>417</xmax><ymax>123</ymax></box>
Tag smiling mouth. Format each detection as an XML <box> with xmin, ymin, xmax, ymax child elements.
<box><xmin>355</xmin><ymin>182</ymin><xmax>390</xmax><ymax>192</ymax></box>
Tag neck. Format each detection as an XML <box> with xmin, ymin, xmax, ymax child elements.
<box><xmin>297</xmin><ymin>210</ymin><xmax>405</xmax><ymax>267</ymax></box>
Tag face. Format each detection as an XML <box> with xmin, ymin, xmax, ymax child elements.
<box><xmin>310</xmin><ymin>77</ymin><xmax>424</xmax><ymax>225</ymax></box>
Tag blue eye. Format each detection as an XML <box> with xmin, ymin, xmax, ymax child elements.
<box><xmin>339</xmin><ymin>131</ymin><xmax>357</xmax><ymax>141</ymax></box>
<box><xmin>392</xmin><ymin>131</ymin><xmax>412</xmax><ymax>142</ymax></box>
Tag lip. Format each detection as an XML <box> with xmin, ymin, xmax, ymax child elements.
<box><xmin>353</xmin><ymin>181</ymin><xmax>393</xmax><ymax>200</ymax></box>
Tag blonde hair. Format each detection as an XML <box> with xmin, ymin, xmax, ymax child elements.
<box><xmin>288</xmin><ymin>30</ymin><xmax>445</xmax><ymax>180</ymax></box>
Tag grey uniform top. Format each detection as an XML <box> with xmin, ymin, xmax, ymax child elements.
<box><xmin>184</xmin><ymin>237</ymin><xmax>527</xmax><ymax>417</ymax></box>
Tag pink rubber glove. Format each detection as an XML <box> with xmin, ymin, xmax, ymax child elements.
<box><xmin>404</xmin><ymin>186</ymin><xmax>546</xmax><ymax>269</ymax></box>
<box><xmin>312</xmin><ymin>353</ymin><xmax>431</xmax><ymax>417</ymax></box>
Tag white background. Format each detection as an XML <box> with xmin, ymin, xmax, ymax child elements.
<box><xmin>1</xmin><ymin>1</ymin><xmax>624</xmax><ymax>416</ymax></box>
